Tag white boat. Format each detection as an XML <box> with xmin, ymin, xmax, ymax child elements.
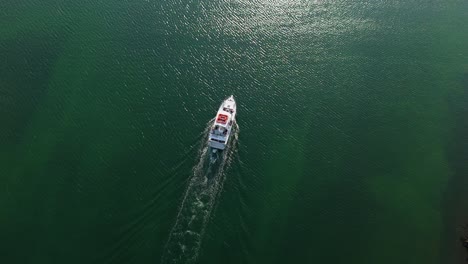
<box><xmin>208</xmin><ymin>95</ymin><xmax>236</xmax><ymax>150</ymax></box>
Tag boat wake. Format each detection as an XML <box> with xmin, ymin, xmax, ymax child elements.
<box><xmin>161</xmin><ymin>120</ymin><xmax>239</xmax><ymax>264</ymax></box>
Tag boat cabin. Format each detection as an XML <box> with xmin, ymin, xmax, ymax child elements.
<box><xmin>212</xmin><ymin>111</ymin><xmax>233</xmax><ymax>136</ymax></box>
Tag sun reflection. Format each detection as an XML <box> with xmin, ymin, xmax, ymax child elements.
<box><xmin>200</xmin><ymin>0</ymin><xmax>376</xmax><ymax>39</ymax></box>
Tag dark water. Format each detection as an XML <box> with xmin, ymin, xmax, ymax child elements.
<box><xmin>1</xmin><ymin>0</ymin><xmax>467</xmax><ymax>263</ymax></box>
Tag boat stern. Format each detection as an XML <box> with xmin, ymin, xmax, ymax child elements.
<box><xmin>208</xmin><ymin>139</ymin><xmax>226</xmax><ymax>150</ymax></box>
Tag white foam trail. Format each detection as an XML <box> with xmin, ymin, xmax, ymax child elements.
<box><xmin>161</xmin><ymin>121</ymin><xmax>239</xmax><ymax>264</ymax></box>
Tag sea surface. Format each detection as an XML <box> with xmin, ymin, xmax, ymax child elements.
<box><xmin>1</xmin><ymin>0</ymin><xmax>467</xmax><ymax>263</ymax></box>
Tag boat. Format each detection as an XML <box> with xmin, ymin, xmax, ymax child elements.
<box><xmin>208</xmin><ymin>95</ymin><xmax>236</xmax><ymax>150</ymax></box>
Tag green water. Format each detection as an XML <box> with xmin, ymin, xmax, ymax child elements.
<box><xmin>1</xmin><ymin>0</ymin><xmax>467</xmax><ymax>263</ymax></box>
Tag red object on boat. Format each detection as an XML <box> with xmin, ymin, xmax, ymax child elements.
<box><xmin>216</xmin><ymin>114</ymin><xmax>228</xmax><ymax>124</ymax></box>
